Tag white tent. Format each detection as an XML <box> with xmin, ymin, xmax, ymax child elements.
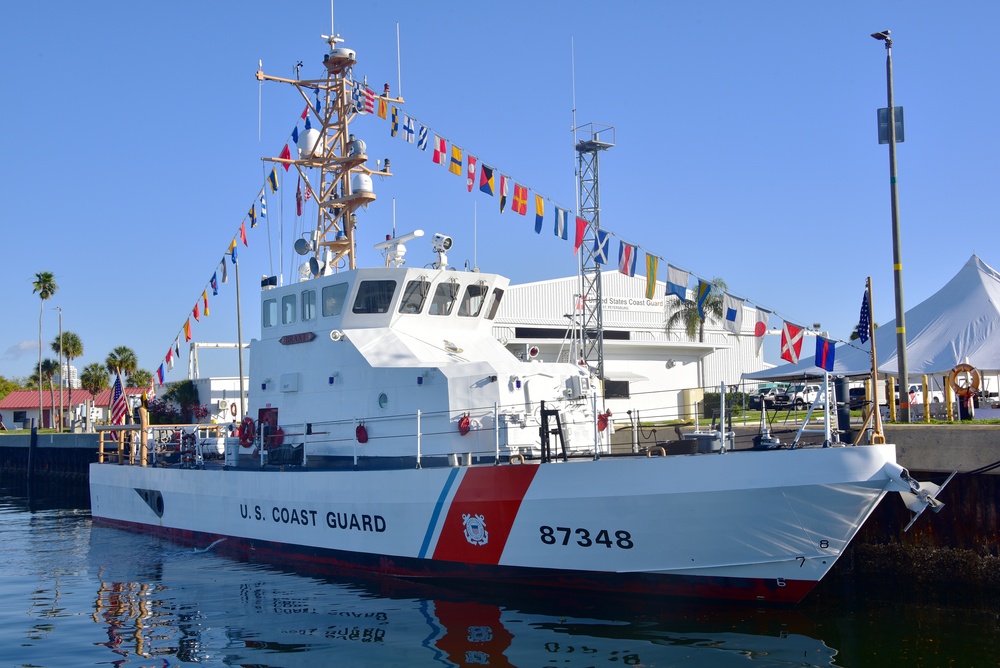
<box><xmin>744</xmin><ymin>255</ymin><xmax>1000</xmax><ymax>381</ymax></box>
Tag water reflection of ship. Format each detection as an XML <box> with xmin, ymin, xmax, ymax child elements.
<box><xmin>88</xmin><ymin>526</ymin><xmax>838</xmax><ymax>666</ymax></box>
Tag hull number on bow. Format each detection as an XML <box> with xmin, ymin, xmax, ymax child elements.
<box><xmin>539</xmin><ymin>525</ymin><xmax>634</xmax><ymax>549</ymax></box>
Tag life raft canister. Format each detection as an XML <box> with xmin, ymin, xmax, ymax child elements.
<box><xmin>949</xmin><ymin>363</ymin><xmax>981</xmax><ymax>397</ymax></box>
<box><xmin>458</xmin><ymin>415</ymin><xmax>471</xmax><ymax>436</ymax></box>
<box><xmin>239</xmin><ymin>416</ymin><xmax>255</xmax><ymax>448</ymax></box>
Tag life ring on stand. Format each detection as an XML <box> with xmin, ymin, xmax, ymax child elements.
<box><xmin>597</xmin><ymin>409</ymin><xmax>612</xmax><ymax>433</ymax></box>
<box><xmin>457</xmin><ymin>415</ymin><xmax>471</xmax><ymax>436</ymax></box>
<box><xmin>356</xmin><ymin>424</ymin><xmax>369</xmax><ymax>444</ymax></box>
<box><xmin>239</xmin><ymin>416</ymin><xmax>255</xmax><ymax>448</ymax></box>
<box><xmin>949</xmin><ymin>363</ymin><xmax>981</xmax><ymax>397</ymax></box>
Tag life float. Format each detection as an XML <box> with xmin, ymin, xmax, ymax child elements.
<box><xmin>230</xmin><ymin>403</ymin><xmax>237</xmax><ymax>417</ymax></box>
<box><xmin>239</xmin><ymin>416</ymin><xmax>255</xmax><ymax>448</ymax></box>
<box><xmin>457</xmin><ymin>415</ymin><xmax>471</xmax><ymax>436</ymax></box>
<box><xmin>949</xmin><ymin>363</ymin><xmax>981</xmax><ymax>397</ymax></box>
<box><xmin>597</xmin><ymin>409</ymin><xmax>613</xmax><ymax>433</ymax></box>
<box><xmin>356</xmin><ymin>424</ymin><xmax>369</xmax><ymax>444</ymax></box>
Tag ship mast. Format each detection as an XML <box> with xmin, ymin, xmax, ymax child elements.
<box><xmin>256</xmin><ymin>33</ymin><xmax>397</xmax><ymax>273</ymax></box>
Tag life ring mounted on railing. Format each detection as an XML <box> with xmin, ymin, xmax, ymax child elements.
<box><xmin>949</xmin><ymin>363</ymin><xmax>981</xmax><ymax>397</ymax></box>
<box><xmin>239</xmin><ymin>416</ymin><xmax>255</xmax><ymax>448</ymax></box>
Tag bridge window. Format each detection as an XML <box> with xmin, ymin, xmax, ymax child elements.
<box><xmin>301</xmin><ymin>289</ymin><xmax>316</xmax><ymax>321</ymax></box>
<box><xmin>281</xmin><ymin>294</ymin><xmax>297</xmax><ymax>324</ymax></box>
<box><xmin>429</xmin><ymin>281</ymin><xmax>459</xmax><ymax>316</ymax></box>
<box><xmin>353</xmin><ymin>280</ymin><xmax>397</xmax><ymax>314</ymax></box>
<box><xmin>263</xmin><ymin>298</ymin><xmax>278</xmax><ymax>327</ymax></box>
<box><xmin>485</xmin><ymin>288</ymin><xmax>505</xmax><ymax>320</ymax></box>
<box><xmin>399</xmin><ymin>279</ymin><xmax>430</xmax><ymax>314</ymax></box>
<box><xmin>322</xmin><ymin>283</ymin><xmax>349</xmax><ymax>317</ymax></box>
<box><xmin>458</xmin><ymin>283</ymin><xmax>488</xmax><ymax>317</ymax></box>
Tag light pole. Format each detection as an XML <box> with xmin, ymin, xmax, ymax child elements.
<box><xmin>54</xmin><ymin>306</ymin><xmax>63</xmax><ymax>431</ymax></box>
<box><xmin>872</xmin><ymin>29</ymin><xmax>910</xmax><ymax>423</ymax></box>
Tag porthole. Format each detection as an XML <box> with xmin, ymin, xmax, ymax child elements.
<box><xmin>378</xmin><ymin>392</ymin><xmax>389</xmax><ymax>410</ymax></box>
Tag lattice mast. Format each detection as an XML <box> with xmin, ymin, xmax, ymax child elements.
<box><xmin>257</xmin><ymin>33</ymin><xmax>399</xmax><ymax>272</ymax></box>
<box><xmin>575</xmin><ymin>123</ymin><xmax>615</xmax><ymax>379</ymax></box>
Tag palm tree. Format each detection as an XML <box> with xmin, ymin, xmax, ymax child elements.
<box><xmin>40</xmin><ymin>358</ymin><xmax>58</xmax><ymax>428</ymax></box>
<box><xmin>665</xmin><ymin>277</ymin><xmax>727</xmax><ymax>387</ymax></box>
<box><xmin>105</xmin><ymin>346</ymin><xmax>138</xmax><ymax>381</ymax></box>
<box><xmin>130</xmin><ymin>368</ymin><xmax>153</xmax><ymax>389</ymax></box>
<box><xmin>52</xmin><ymin>331</ymin><xmax>83</xmax><ymax>426</ymax></box>
<box><xmin>164</xmin><ymin>379</ymin><xmax>200</xmax><ymax>423</ymax></box>
<box><xmin>81</xmin><ymin>363</ymin><xmax>110</xmax><ymax>396</ymax></box>
<box><xmin>32</xmin><ymin>271</ymin><xmax>57</xmax><ymax>430</ymax></box>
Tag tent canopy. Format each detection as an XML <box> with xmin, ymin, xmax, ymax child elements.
<box><xmin>744</xmin><ymin>255</ymin><xmax>1000</xmax><ymax>382</ymax></box>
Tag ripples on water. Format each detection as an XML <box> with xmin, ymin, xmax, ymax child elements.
<box><xmin>1</xmin><ymin>479</ymin><xmax>998</xmax><ymax>667</ymax></box>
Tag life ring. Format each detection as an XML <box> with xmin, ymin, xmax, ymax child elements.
<box><xmin>457</xmin><ymin>415</ymin><xmax>471</xmax><ymax>436</ymax></box>
<box><xmin>239</xmin><ymin>416</ymin><xmax>255</xmax><ymax>448</ymax></box>
<box><xmin>949</xmin><ymin>363</ymin><xmax>981</xmax><ymax>397</ymax></box>
<box><xmin>597</xmin><ymin>409</ymin><xmax>612</xmax><ymax>433</ymax></box>
<box><xmin>230</xmin><ymin>403</ymin><xmax>237</xmax><ymax>417</ymax></box>
<box><xmin>356</xmin><ymin>424</ymin><xmax>369</xmax><ymax>444</ymax></box>
<box><xmin>267</xmin><ymin>426</ymin><xmax>285</xmax><ymax>448</ymax></box>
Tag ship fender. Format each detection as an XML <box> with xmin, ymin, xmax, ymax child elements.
<box><xmin>239</xmin><ymin>416</ymin><xmax>255</xmax><ymax>448</ymax></box>
<box><xmin>356</xmin><ymin>423</ymin><xmax>369</xmax><ymax>443</ymax></box>
<box><xmin>458</xmin><ymin>414</ymin><xmax>471</xmax><ymax>436</ymax></box>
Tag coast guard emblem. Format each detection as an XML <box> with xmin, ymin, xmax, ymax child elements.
<box><xmin>462</xmin><ymin>513</ymin><xmax>489</xmax><ymax>546</ymax></box>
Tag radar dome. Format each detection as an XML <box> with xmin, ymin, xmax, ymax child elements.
<box><xmin>297</xmin><ymin>128</ymin><xmax>321</xmax><ymax>157</ymax></box>
<box><xmin>352</xmin><ymin>173</ymin><xmax>373</xmax><ymax>194</ymax></box>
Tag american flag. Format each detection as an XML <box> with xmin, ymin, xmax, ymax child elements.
<box><xmin>858</xmin><ymin>291</ymin><xmax>871</xmax><ymax>344</ymax></box>
<box><xmin>110</xmin><ymin>373</ymin><xmax>128</xmax><ymax>426</ymax></box>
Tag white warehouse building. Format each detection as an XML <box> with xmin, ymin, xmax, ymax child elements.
<box><xmin>493</xmin><ymin>271</ymin><xmax>771</xmax><ymax>422</ymax></box>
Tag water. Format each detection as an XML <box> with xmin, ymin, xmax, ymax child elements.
<box><xmin>2</xmin><ymin>480</ymin><xmax>998</xmax><ymax>667</ymax></box>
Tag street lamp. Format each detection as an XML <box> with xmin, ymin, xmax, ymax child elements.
<box><xmin>54</xmin><ymin>306</ymin><xmax>63</xmax><ymax>431</ymax></box>
<box><xmin>872</xmin><ymin>29</ymin><xmax>910</xmax><ymax>422</ymax></box>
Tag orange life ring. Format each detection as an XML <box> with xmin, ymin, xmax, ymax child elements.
<box><xmin>949</xmin><ymin>363</ymin><xmax>981</xmax><ymax>397</ymax></box>
<box><xmin>239</xmin><ymin>416</ymin><xmax>255</xmax><ymax>448</ymax></box>
<box><xmin>230</xmin><ymin>403</ymin><xmax>237</xmax><ymax>417</ymax></box>
<box><xmin>458</xmin><ymin>415</ymin><xmax>471</xmax><ymax>436</ymax></box>
<box><xmin>356</xmin><ymin>424</ymin><xmax>369</xmax><ymax>444</ymax></box>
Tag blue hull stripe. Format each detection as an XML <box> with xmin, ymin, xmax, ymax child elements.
<box><xmin>418</xmin><ymin>467</ymin><xmax>461</xmax><ymax>559</ymax></box>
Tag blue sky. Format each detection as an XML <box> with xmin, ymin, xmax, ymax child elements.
<box><xmin>3</xmin><ymin>1</ymin><xmax>998</xmax><ymax>384</ymax></box>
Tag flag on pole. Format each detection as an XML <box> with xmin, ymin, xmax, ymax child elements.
<box><xmin>722</xmin><ymin>293</ymin><xmax>743</xmax><ymax>334</ymax></box>
<box><xmin>165</xmin><ymin>346</ymin><xmax>174</xmax><ymax>370</ymax></box>
<box><xmin>554</xmin><ymin>207</ymin><xmax>570</xmax><ymax>240</ymax></box>
<box><xmin>780</xmin><ymin>322</ymin><xmax>805</xmax><ymax>363</ymax></box>
<box><xmin>292</xmin><ymin>125</ymin><xmax>299</xmax><ymax>144</ymax></box>
<box><xmin>184</xmin><ymin>318</ymin><xmax>192</xmax><ymax>342</ymax></box>
<box><xmin>448</xmin><ymin>145</ymin><xmax>463</xmax><ymax>176</ymax></box>
<box><xmin>110</xmin><ymin>372</ymin><xmax>128</xmax><ymax>428</ymax></box>
<box><xmin>268</xmin><ymin>168</ymin><xmax>279</xmax><ymax>192</ymax></box>
<box><xmin>240</xmin><ymin>221</ymin><xmax>248</xmax><ymax>246</ymax></box>
<box><xmin>574</xmin><ymin>217</ymin><xmax>587</xmax><ymax>253</ymax></box>
<box><xmin>248</xmin><ymin>204</ymin><xmax>257</xmax><ymax>228</ymax></box>
<box><xmin>211</xmin><ymin>272</ymin><xmax>218</xmax><ymax>296</ymax></box>
<box><xmin>193</xmin><ymin>302</ymin><xmax>200</xmax><ymax>322</ymax></box>
<box><xmin>377</xmin><ymin>97</ymin><xmax>388</xmax><ymax>119</ymax></box>
<box><xmin>156</xmin><ymin>364</ymin><xmax>165</xmax><ymax>386</ymax></box>
<box><xmin>390</xmin><ymin>106</ymin><xmax>399</xmax><ymax>137</ymax></box>
<box><xmin>202</xmin><ymin>290</ymin><xmax>210</xmax><ymax>317</ymax></box>
<box><xmin>753</xmin><ymin>308</ymin><xmax>769</xmax><ymax>355</ymax></box>
<box><xmin>296</xmin><ymin>178</ymin><xmax>303</xmax><ymax>216</ymax></box>
<box><xmin>618</xmin><ymin>242</ymin><xmax>637</xmax><ymax>277</ymax></box>
<box><xmin>479</xmin><ymin>164</ymin><xmax>495</xmax><ymax>195</ymax></box>
<box><xmin>857</xmin><ymin>291</ymin><xmax>871</xmax><ymax>344</ymax></box>
<box><xmin>666</xmin><ymin>265</ymin><xmax>689</xmax><ymax>300</ymax></box>
<box><xmin>174</xmin><ymin>338</ymin><xmax>180</xmax><ymax>359</ymax></box>
<box><xmin>593</xmin><ymin>230</ymin><xmax>610</xmax><ymax>264</ymax></box>
<box><xmin>432</xmin><ymin>135</ymin><xmax>446</xmax><ymax>164</ymax></box>
<box><xmin>534</xmin><ymin>194</ymin><xmax>545</xmax><ymax>233</ymax></box>
<box><xmin>815</xmin><ymin>335</ymin><xmax>836</xmax><ymax>371</ymax></box>
<box><xmin>695</xmin><ymin>280</ymin><xmax>711</xmax><ymax>318</ymax></box>
<box><xmin>418</xmin><ymin>124</ymin><xmax>428</xmax><ymax>150</ymax></box>
<box><xmin>645</xmin><ymin>254</ymin><xmax>658</xmax><ymax>300</ymax></box>
<box><xmin>221</xmin><ymin>258</ymin><xmax>228</xmax><ymax>284</ymax></box>
<box><xmin>403</xmin><ymin>114</ymin><xmax>415</xmax><ymax>143</ymax></box>
<box><xmin>229</xmin><ymin>239</ymin><xmax>238</xmax><ymax>264</ymax></box>
<box><xmin>278</xmin><ymin>144</ymin><xmax>291</xmax><ymax>170</ymax></box>
<box><xmin>260</xmin><ymin>191</ymin><xmax>267</xmax><ymax>217</ymax></box>
<box><xmin>364</xmin><ymin>87</ymin><xmax>375</xmax><ymax>114</ymax></box>
<box><xmin>466</xmin><ymin>154</ymin><xmax>477</xmax><ymax>191</ymax></box>
<box><xmin>512</xmin><ymin>184</ymin><xmax>528</xmax><ymax>214</ymax></box>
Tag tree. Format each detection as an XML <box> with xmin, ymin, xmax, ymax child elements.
<box><xmin>39</xmin><ymin>358</ymin><xmax>58</xmax><ymax>429</ymax></box>
<box><xmin>52</xmin><ymin>331</ymin><xmax>83</xmax><ymax>425</ymax></box>
<box><xmin>664</xmin><ymin>277</ymin><xmax>728</xmax><ymax>387</ymax></box>
<box><xmin>164</xmin><ymin>379</ymin><xmax>200</xmax><ymax>423</ymax></box>
<box><xmin>81</xmin><ymin>363</ymin><xmax>109</xmax><ymax>396</ymax></box>
<box><xmin>0</xmin><ymin>376</ymin><xmax>24</xmax><ymax>403</ymax></box>
<box><xmin>130</xmin><ymin>368</ymin><xmax>153</xmax><ymax>389</ymax></box>
<box><xmin>105</xmin><ymin>346</ymin><xmax>138</xmax><ymax>380</ymax></box>
<box><xmin>32</xmin><ymin>271</ymin><xmax>57</xmax><ymax>429</ymax></box>
<box><xmin>850</xmin><ymin>322</ymin><xmax>878</xmax><ymax>341</ymax></box>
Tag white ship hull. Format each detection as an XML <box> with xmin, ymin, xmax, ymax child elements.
<box><xmin>91</xmin><ymin>443</ymin><xmax>897</xmax><ymax>603</ymax></box>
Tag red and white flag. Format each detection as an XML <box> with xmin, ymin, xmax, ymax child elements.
<box><xmin>466</xmin><ymin>154</ymin><xmax>477</xmax><ymax>192</ymax></box>
<box><xmin>753</xmin><ymin>309</ymin><xmax>770</xmax><ymax>355</ymax></box>
<box><xmin>432</xmin><ymin>135</ymin><xmax>446</xmax><ymax>165</ymax></box>
<box><xmin>364</xmin><ymin>87</ymin><xmax>375</xmax><ymax>114</ymax></box>
<box><xmin>110</xmin><ymin>372</ymin><xmax>128</xmax><ymax>427</ymax></box>
<box><xmin>780</xmin><ymin>321</ymin><xmax>804</xmax><ymax>363</ymax></box>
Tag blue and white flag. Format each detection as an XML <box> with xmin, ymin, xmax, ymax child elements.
<box><xmin>554</xmin><ymin>207</ymin><xmax>570</xmax><ymax>240</ymax></box>
<box><xmin>857</xmin><ymin>291</ymin><xmax>871</xmax><ymax>344</ymax></box>
<box><xmin>402</xmin><ymin>114</ymin><xmax>415</xmax><ymax>143</ymax></box>
<box><xmin>666</xmin><ymin>265</ymin><xmax>689</xmax><ymax>300</ymax></box>
<box><xmin>722</xmin><ymin>293</ymin><xmax>743</xmax><ymax>334</ymax></box>
<box><xmin>260</xmin><ymin>191</ymin><xmax>267</xmax><ymax>218</ymax></box>
<box><xmin>593</xmin><ymin>230</ymin><xmax>610</xmax><ymax>265</ymax></box>
<box><xmin>417</xmin><ymin>124</ymin><xmax>429</xmax><ymax>150</ymax></box>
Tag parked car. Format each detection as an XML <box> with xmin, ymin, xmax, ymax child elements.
<box><xmin>848</xmin><ymin>387</ymin><xmax>868</xmax><ymax>410</ymax></box>
<box><xmin>775</xmin><ymin>384</ymin><xmax>823</xmax><ymax>410</ymax></box>
<box><xmin>749</xmin><ymin>387</ymin><xmax>780</xmax><ymax>410</ymax></box>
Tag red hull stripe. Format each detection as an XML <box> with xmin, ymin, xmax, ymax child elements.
<box><xmin>92</xmin><ymin>517</ymin><xmax>817</xmax><ymax>603</ymax></box>
<box><xmin>418</xmin><ymin>467</ymin><xmax>461</xmax><ymax>558</ymax></box>
<box><xmin>431</xmin><ymin>464</ymin><xmax>539</xmax><ymax>564</ymax></box>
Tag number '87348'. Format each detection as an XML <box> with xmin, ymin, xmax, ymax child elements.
<box><xmin>539</xmin><ymin>525</ymin><xmax>634</xmax><ymax>549</ymax></box>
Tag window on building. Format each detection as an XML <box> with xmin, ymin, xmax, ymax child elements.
<box><xmin>281</xmin><ymin>294</ymin><xmax>297</xmax><ymax>324</ymax></box>
<box><xmin>263</xmin><ymin>298</ymin><xmax>278</xmax><ymax>327</ymax></box>
<box><xmin>353</xmin><ymin>280</ymin><xmax>397</xmax><ymax>314</ymax></box>
<box><xmin>322</xmin><ymin>283</ymin><xmax>349</xmax><ymax>317</ymax></box>
<box><xmin>301</xmin><ymin>289</ymin><xmax>316</xmax><ymax>321</ymax></box>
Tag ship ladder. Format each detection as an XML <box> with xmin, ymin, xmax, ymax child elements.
<box><xmin>538</xmin><ymin>401</ymin><xmax>568</xmax><ymax>463</ymax></box>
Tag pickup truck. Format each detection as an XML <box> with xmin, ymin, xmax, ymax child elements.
<box><xmin>904</xmin><ymin>384</ymin><xmax>945</xmax><ymax>405</ymax></box>
<box><xmin>774</xmin><ymin>384</ymin><xmax>823</xmax><ymax>410</ymax></box>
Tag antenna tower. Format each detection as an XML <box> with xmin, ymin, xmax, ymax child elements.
<box><xmin>575</xmin><ymin>122</ymin><xmax>615</xmax><ymax>380</ymax></box>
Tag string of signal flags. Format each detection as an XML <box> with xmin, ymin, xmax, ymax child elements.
<box><xmin>151</xmin><ymin>74</ymin><xmax>857</xmax><ymax>387</ymax></box>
